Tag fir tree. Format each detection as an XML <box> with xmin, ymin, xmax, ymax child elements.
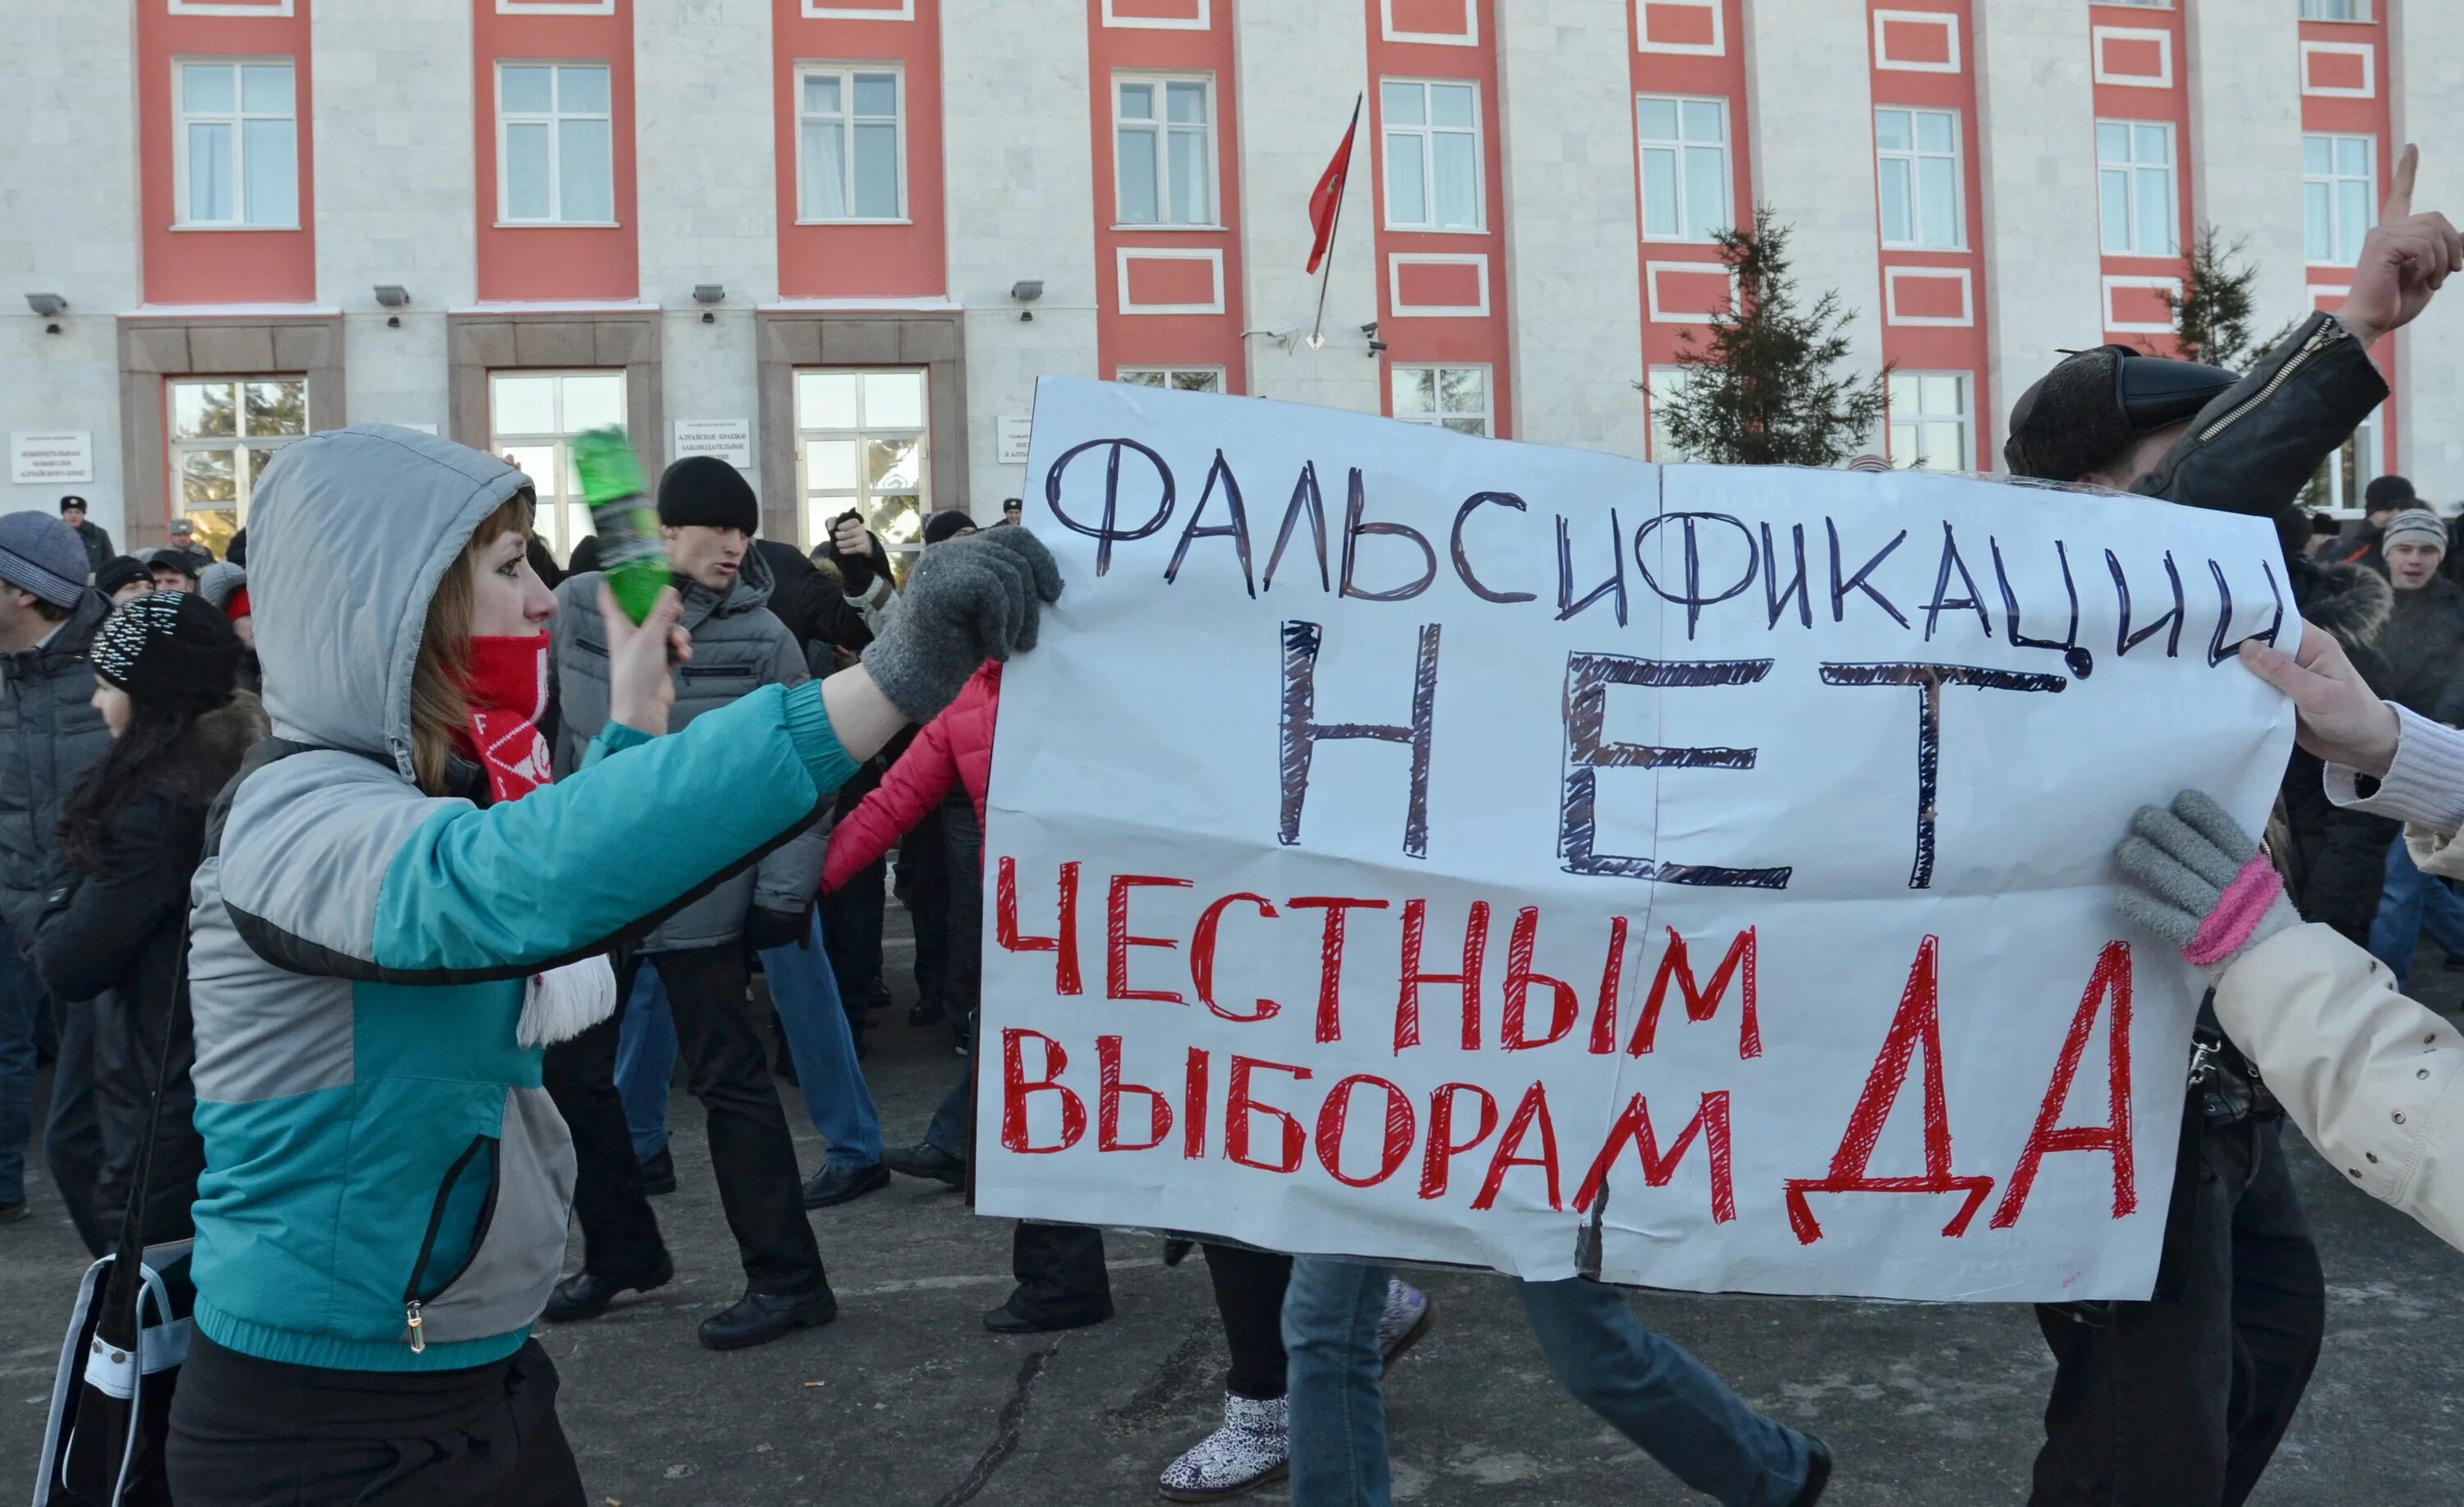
<box><xmin>2159</xmin><ymin>225</ymin><xmax>2266</xmax><ymax>369</ymax></box>
<box><xmin>1659</xmin><ymin>204</ymin><xmax>1890</xmax><ymax>467</ymax></box>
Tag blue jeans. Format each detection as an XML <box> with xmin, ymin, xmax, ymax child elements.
<box><xmin>2366</xmin><ymin>835</ymin><xmax>2464</xmax><ymax>989</ymax></box>
<box><xmin>615</xmin><ymin>914</ymin><xmax>883</xmax><ymax>1169</ymax></box>
<box><xmin>1281</xmin><ymin>1258</ymin><xmax>1814</xmax><ymax>1507</ymax></box>
<box><xmin>0</xmin><ymin>926</ymin><xmax>40</xmax><ymax>1206</ymax></box>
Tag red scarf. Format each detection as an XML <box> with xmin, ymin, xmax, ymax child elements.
<box><xmin>455</xmin><ymin>634</ymin><xmax>554</xmax><ymax>803</ymax></box>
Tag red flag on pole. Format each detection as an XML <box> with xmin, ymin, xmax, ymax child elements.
<box><xmin>1306</xmin><ymin>97</ymin><xmax>1363</xmax><ymax>274</ymax></box>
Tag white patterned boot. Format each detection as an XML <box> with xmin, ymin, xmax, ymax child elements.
<box><xmin>1377</xmin><ymin>1277</ymin><xmax>1435</xmax><ymax>1371</ymax></box>
<box><xmin>1158</xmin><ymin>1391</ymin><xmax>1289</xmax><ymax>1502</ymax></box>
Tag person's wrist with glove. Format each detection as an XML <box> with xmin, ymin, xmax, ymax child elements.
<box><xmin>2114</xmin><ymin>790</ymin><xmax>2301</xmax><ymax>986</ymax></box>
<box><xmin>860</xmin><ymin>526</ymin><xmax>1064</xmax><ymax>723</ymax></box>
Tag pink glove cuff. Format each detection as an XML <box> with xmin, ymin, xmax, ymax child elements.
<box><xmin>2184</xmin><ymin>853</ymin><xmax>2286</xmax><ymax>967</ymax></box>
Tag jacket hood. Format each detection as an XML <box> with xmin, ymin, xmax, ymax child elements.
<box><xmin>246</xmin><ymin>425</ymin><xmax>533</xmax><ymax>779</ymax></box>
<box><xmin>676</xmin><ymin>540</ymin><xmax>775</xmax><ymax>628</ymax></box>
<box><xmin>2292</xmin><ymin>556</ymin><xmax>2393</xmax><ymax>652</ymax></box>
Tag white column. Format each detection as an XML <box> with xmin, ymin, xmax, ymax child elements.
<box><xmin>1496</xmin><ymin>0</ymin><xmax>1647</xmax><ymax>457</ymax></box>
<box><xmin>2185</xmin><ymin>0</ymin><xmax>2306</xmax><ymax>345</ymax></box>
<box><xmin>312</xmin><ymin>0</ymin><xmax>474</xmax><ymax>433</ymax></box>
<box><xmin>2392</xmin><ymin>0</ymin><xmax>2464</xmax><ymax>499</ymax></box>
<box><xmin>941</xmin><ymin>0</ymin><xmax>1099</xmax><ymax>504</ymax></box>
<box><xmin>1230</xmin><ymin>0</ymin><xmax>1381</xmax><ymax>416</ymax></box>
<box><xmin>1742</xmin><ymin>0</ymin><xmax>1883</xmax><ymax>425</ymax></box>
<box><xmin>1972</xmin><ymin>0</ymin><xmax>2103</xmax><ymax>468</ymax></box>
<box><xmin>0</xmin><ymin>3</ymin><xmax>140</xmax><ymax>531</ymax></box>
<box><xmin>636</xmin><ymin>0</ymin><xmax>777</xmax><ymax>496</ymax></box>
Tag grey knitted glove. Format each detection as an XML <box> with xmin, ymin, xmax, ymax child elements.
<box><xmin>2114</xmin><ymin>790</ymin><xmax>2301</xmax><ymax>985</ymax></box>
<box><xmin>862</xmin><ymin>526</ymin><xmax>1064</xmax><ymax>722</ymax></box>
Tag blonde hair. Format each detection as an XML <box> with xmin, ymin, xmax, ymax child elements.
<box><xmin>407</xmin><ymin>494</ymin><xmax>532</xmax><ymax>793</ymax></box>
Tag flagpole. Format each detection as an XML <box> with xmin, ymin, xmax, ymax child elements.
<box><xmin>1308</xmin><ymin>94</ymin><xmax>1363</xmax><ymax>351</ymax></box>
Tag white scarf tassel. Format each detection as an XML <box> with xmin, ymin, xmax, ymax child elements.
<box><xmin>518</xmin><ymin>956</ymin><xmax>619</xmax><ymax>1048</ymax></box>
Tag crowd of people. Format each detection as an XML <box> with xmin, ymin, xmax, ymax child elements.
<box><xmin>7</xmin><ymin>144</ymin><xmax>2464</xmax><ymax>1507</ymax></box>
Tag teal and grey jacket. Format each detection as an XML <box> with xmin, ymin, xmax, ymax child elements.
<box><xmin>187</xmin><ymin>425</ymin><xmax>857</xmax><ymax>1371</ymax></box>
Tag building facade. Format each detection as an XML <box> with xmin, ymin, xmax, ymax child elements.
<box><xmin>4</xmin><ymin>0</ymin><xmax>2458</xmax><ymax>558</ymax></box>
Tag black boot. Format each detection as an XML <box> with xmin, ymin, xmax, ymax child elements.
<box><xmin>1788</xmin><ymin>1439</ymin><xmax>1832</xmax><ymax>1506</ymax></box>
<box><xmin>802</xmin><ymin>1162</ymin><xmax>890</xmax><ymax>1208</ymax></box>
<box><xmin>698</xmin><ymin>1287</ymin><xmax>838</xmax><ymax>1350</ymax></box>
<box><xmin>883</xmin><ymin>1142</ymin><xmax>965</xmax><ymax>1188</ymax></box>
<box><xmin>632</xmin><ymin>1146</ymin><xmax>677</xmax><ymax>1196</ymax></box>
<box><xmin>543</xmin><ymin>1249</ymin><xmax>674</xmax><ymax>1323</ymax></box>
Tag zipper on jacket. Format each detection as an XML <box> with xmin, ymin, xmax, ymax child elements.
<box><xmin>2195</xmin><ymin>320</ymin><xmax>2341</xmax><ymax>446</ymax></box>
<box><xmin>400</xmin><ymin>1133</ymin><xmax>501</xmax><ymax>1352</ymax></box>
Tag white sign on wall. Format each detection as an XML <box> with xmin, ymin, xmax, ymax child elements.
<box><xmin>10</xmin><ymin>433</ymin><xmax>94</xmax><ymax>486</ymax></box>
<box><xmin>998</xmin><ymin>414</ymin><xmax>1034</xmax><ymax>466</ymax></box>
<box><xmin>979</xmin><ymin>376</ymin><xmax>2296</xmax><ymax>1303</ymax></box>
<box><xmin>672</xmin><ymin>418</ymin><xmax>753</xmax><ymax>470</ymax></box>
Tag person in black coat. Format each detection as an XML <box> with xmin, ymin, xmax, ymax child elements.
<box><xmin>59</xmin><ymin>496</ymin><xmax>113</xmax><ymax>579</ymax></box>
<box><xmin>33</xmin><ymin>592</ymin><xmax>264</xmax><ymax>1252</ymax></box>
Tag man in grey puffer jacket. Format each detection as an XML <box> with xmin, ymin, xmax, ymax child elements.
<box><xmin>541</xmin><ymin>456</ymin><xmax>834</xmax><ymax>1351</ymax></box>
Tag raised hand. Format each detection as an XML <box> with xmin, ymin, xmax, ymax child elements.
<box><xmin>2336</xmin><ymin>144</ymin><xmax>2464</xmax><ymax>348</ymax></box>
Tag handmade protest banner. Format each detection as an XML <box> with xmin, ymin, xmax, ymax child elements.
<box><xmin>977</xmin><ymin>376</ymin><xmax>2293</xmax><ymax>1303</ymax></box>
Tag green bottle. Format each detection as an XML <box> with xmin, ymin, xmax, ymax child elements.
<box><xmin>571</xmin><ymin>426</ymin><xmax>669</xmax><ymax>625</ymax></box>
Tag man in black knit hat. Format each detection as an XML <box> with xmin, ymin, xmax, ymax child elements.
<box><xmin>2003</xmin><ymin>144</ymin><xmax>2461</xmax><ymax>1507</ymax></box>
<box><xmin>540</xmin><ymin>455</ymin><xmax>846</xmax><ymax>1352</ymax></box>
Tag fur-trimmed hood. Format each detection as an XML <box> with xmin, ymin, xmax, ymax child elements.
<box><xmin>2291</xmin><ymin>555</ymin><xmax>2393</xmax><ymax>653</ymax></box>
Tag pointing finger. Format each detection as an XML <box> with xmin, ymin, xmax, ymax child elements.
<box><xmin>2385</xmin><ymin>142</ymin><xmax>2420</xmax><ymax>223</ymax></box>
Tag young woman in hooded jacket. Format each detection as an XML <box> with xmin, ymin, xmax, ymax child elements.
<box><xmin>161</xmin><ymin>424</ymin><xmax>1059</xmax><ymax>1506</ymax></box>
<box><xmin>30</xmin><ymin>590</ymin><xmax>265</xmax><ymax>1254</ymax></box>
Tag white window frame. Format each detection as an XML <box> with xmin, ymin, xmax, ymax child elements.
<box><xmin>2096</xmin><ymin>118</ymin><xmax>2177</xmax><ymax>256</ymax></box>
<box><xmin>168</xmin><ymin>375</ymin><xmax>309</xmax><ymax>547</ymax></box>
<box><xmin>1635</xmin><ymin>94</ymin><xmax>1731</xmax><ymax>244</ymax></box>
<box><xmin>1380</xmin><ymin>78</ymin><xmax>1486</xmax><ymax>233</ymax></box>
<box><xmin>2096</xmin><ymin>0</ymin><xmax>2172</xmax><ymax>7</ymax></box>
<box><xmin>1635</xmin><ymin>0</ymin><xmax>1724</xmax><ymax>56</ymax></box>
<box><xmin>1644</xmin><ymin>365</ymin><xmax>1699</xmax><ymax>462</ymax></box>
<box><xmin>1887</xmin><ymin>370</ymin><xmax>1971</xmax><ymax>472</ymax></box>
<box><xmin>169</xmin><ymin>0</ymin><xmax>295</xmax><ymax>15</ymax></box>
<box><xmin>494</xmin><ymin>62</ymin><xmax>617</xmax><ymax>227</ymax></box>
<box><xmin>1112</xmin><ymin>73</ymin><xmax>1220</xmax><ymax>230</ymax></box>
<box><xmin>1116</xmin><ymin>365</ymin><xmax>1225</xmax><ymax>393</ymax></box>
<box><xmin>1391</xmin><ymin>363</ymin><xmax>1493</xmax><ymax>438</ymax></box>
<box><xmin>489</xmin><ymin>370</ymin><xmax>628</xmax><ymax>559</ymax></box>
<box><xmin>2304</xmin><ymin>131</ymin><xmax>2375</xmax><ymax>265</ymax></box>
<box><xmin>805</xmin><ymin>0</ymin><xmax>917</xmax><ymax>16</ymax></box>
<box><xmin>794</xmin><ymin>62</ymin><xmax>909</xmax><ymax>225</ymax></box>
<box><xmin>794</xmin><ymin>368</ymin><xmax>933</xmax><ymax>556</ymax></box>
<box><xmin>172</xmin><ymin>57</ymin><xmax>299</xmax><ymax>230</ymax></box>
<box><xmin>2311</xmin><ymin>404</ymin><xmax>2381</xmax><ymax>515</ymax></box>
<box><xmin>2299</xmin><ymin>0</ymin><xmax>2370</xmax><ymax>21</ymax></box>
<box><xmin>495</xmin><ymin>0</ymin><xmax>616</xmax><ymax>13</ymax></box>
<box><xmin>1103</xmin><ymin>0</ymin><xmax>1209</xmax><ymax>29</ymax></box>
<box><xmin>1874</xmin><ymin>105</ymin><xmax>1965</xmax><ymax>251</ymax></box>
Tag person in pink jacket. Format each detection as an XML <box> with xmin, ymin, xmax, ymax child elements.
<box><xmin>2118</xmin><ymin>630</ymin><xmax>2464</xmax><ymax>1252</ymax></box>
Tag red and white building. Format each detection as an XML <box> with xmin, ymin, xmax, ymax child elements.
<box><xmin>4</xmin><ymin>0</ymin><xmax>2459</xmax><ymax>558</ymax></box>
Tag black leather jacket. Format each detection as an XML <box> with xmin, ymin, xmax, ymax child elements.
<box><xmin>2130</xmin><ymin>311</ymin><xmax>2388</xmax><ymax>519</ymax></box>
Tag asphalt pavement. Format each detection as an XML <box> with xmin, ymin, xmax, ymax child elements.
<box><xmin>7</xmin><ymin>919</ymin><xmax>2464</xmax><ymax>1505</ymax></box>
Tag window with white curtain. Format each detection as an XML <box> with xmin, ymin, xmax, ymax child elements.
<box><xmin>1381</xmin><ymin>79</ymin><xmax>1483</xmax><ymax>232</ymax></box>
<box><xmin>2096</xmin><ymin>121</ymin><xmax>2177</xmax><ymax>255</ymax></box>
<box><xmin>1118</xmin><ymin>367</ymin><xmax>1225</xmax><ymax>393</ymax></box>
<box><xmin>1392</xmin><ymin>365</ymin><xmax>1491</xmax><ymax>436</ymax></box>
<box><xmin>176</xmin><ymin>60</ymin><xmax>297</xmax><ymax>227</ymax></box>
<box><xmin>497</xmin><ymin>63</ymin><xmax>614</xmax><ymax>224</ymax></box>
<box><xmin>1875</xmin><ymin>107</ymin><xmax>1963</xmax><ymax>250</ymax></box>
<box><xmin>1888</xmin><ymin>372</ymin><xmax>1970</xmax><ymax>471</ymax></box>
<box><xmin>2299</xmin><ymin>0</ymin><xmax>2366</xmax><ymax>20</ymax></box>
<box><xmin>2304</xmin><ymin>133</ymin><xmax>2374</xmax><ymax>264</ymax></box>
<box><xmin>1115</xmin><ymin>76</ymin><xmax>1215</xmax><ymax>226</ymax></box>
<box><xmin>1637</xmin><ymin>96</ymin><xmax>1730</xmax><ymax>242</ymax></box>
<box><xmin>490</xmin><ymin>370</ymin><xmax>627</xmax><ymax>559</ymax></box>
<box><xmin>798</xmin><ymin>66</ymin><xmax>904</xmax><ymax>223</ymax></box>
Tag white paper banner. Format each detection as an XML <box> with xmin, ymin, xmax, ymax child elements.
<box><xmin>978</xmin><ymin>377</ymin><xmax>2294</xmax><ymax>1302</ymax></box>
